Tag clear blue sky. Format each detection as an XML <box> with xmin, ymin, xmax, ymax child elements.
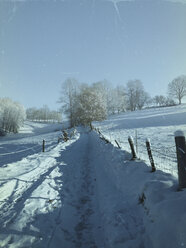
<box><xmin>0</xmin><ymin>0</ymin><xmax>186</xmax><ymax>110</ymax></box>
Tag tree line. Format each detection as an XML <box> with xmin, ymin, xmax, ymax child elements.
<box><xmin>59</xmin><ymin>75</ymin><xmax>186</xmax><ymax>127</ymax></box>
<box><xmin>0</xmin><ymin>100</ymin><xmax>61</xmax><ymax>136</ymax></box>
<box><xmin>26</xmin><ymin>105</ymin><xmax>62</xmax><ymax>123</ymax></box>
<box><xmin>1</xmin><ymin>75</ymin><xmax>185</xmax><ymax>134</ymax></box>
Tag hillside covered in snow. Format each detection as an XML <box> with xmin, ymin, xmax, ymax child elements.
<box><xmin>0</xmin><ymin>105</ymin><xmax>186</xmax><ymax>248</ymax></box>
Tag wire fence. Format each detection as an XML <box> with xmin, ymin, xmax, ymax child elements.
<box><xmin>0</xmin><ymin>128</ymin><xmax>77</xmax><ymax>167</ymax></box>
<box><xmin>0</xmin><ymin>140</ymin><xmax>51</xmax><ymax>167</ymax></box>
<box><xmin>0</xmin><ymin>144</ymin><xmax>41</xmax><ymax>156</ymax></box>
<box><xmin>93</xmin><ymin>126</ymin><xmax>178</xmax><ymax>177</ymax></box>
<box><xmin>137</xmin><ymin>140</ymin><xmax>177</xmax><ymax>176</ymax></box>
<box><xmin>0</xmin><ymin>126</ymin><xmax>179</xmax><ymax>177</ymax></box>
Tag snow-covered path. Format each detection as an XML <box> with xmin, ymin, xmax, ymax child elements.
<box><xmin>41</xmin><ymin>130</ymin><xmax>147</xmax><ymax>248</ymax></box>
<box><xmin>0</xmin><ymin>129</ymin><xmax>148</xmax><ymax>248</ymax></box>
<box><xmin>2</xmin><ymin>124</ymin><xmax>186</xmax><ymax>248</ymax></box>
<box><xmin>48</xmin><ymin>131</ymin><xmax>104</xmax><ymax>248</ymax></box>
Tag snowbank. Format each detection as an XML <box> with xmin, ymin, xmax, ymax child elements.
<box><xmin>92</xmin><ymin>130</ymin><xmax>186</xmax><ymax>248</ymax></box>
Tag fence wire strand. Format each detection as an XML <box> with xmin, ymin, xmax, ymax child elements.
<box><xmin>0</xmin><ymin>144</ymin><xmax>41</xmax><ymax>156</ymax></box>
<box><xmin>94</xmin><ymin>127</ymin><xmax>178</xmax><ymax>176</ymax></box>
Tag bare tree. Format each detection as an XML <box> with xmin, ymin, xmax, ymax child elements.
<box><xmin>153</xmin><ymin>95</ymin><xmax>167</xmax><ymax>106</ymax></box>
<box><xmin>26</xmin><ymin>107</ymin><xmax>62</xmax><ymax>122</ymax></box>
<box><xmin>59</xmin><ymin>78</ymin><xmax>79</xmax><ymax>127</ymax></box>
<box><xmin>126</xmin><ymin>80</ymin><xmax>138</xmax><ymax>111</ymax></box>
<box><xmin>168</xmin><ymin>75</ymin><xmax>186</xmax><ymax>104</ymax></box>
<box><xmin>153</xmin><ymin>95</ymin><xmax>176</xmax><ymax>107</ymax></box>
<box><xmin>126</xmin><ymin>80</ymin><xmax>149</xmax><ymax>111</ymax></box>
<box><xmin>40</xmin><ymin>105</ymin><xmax>50</xmax><ymax>122</ymax></box>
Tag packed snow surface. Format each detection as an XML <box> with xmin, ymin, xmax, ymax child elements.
<box><xmin>0</xmin><ymin>105</ymin><xmax>186</xmax><ymax>248</ymax></box>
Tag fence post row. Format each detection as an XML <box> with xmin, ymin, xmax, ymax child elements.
<box><xmin>128</xmin><ymin>136</ymin><xmax>137</xmax><ymax>160</ymax></box>
<box><xmin>94</xmin><ymin>128</ymin><xmax>186</xmax><ymax>191</ymax></box>
<box><xmin>175</xmin><ymin>131</ymin><xmax>186</xmax><ymax>189</ymax></box>
<box><xmin>146</xmin><ymin>139</ymin><xmax>156</xmax><ymax>172</ymax></box>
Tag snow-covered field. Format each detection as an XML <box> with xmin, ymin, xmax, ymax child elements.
<box><xmin>0</xmin><ymin>105</ymin><xmax>186</xmax><ymax>248</ymax></box>
<box><xmin>0</xmin><ymin>122</ymin><xmax>64</xmax><ymax>168</ymax></box>
<box><xmin>94</xmin><ymin>104</ymin><xmax>186</xmax><ymax>177</ymax></box>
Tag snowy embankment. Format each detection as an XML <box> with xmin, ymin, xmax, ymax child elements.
<box><xmin>0</xmin><ymin>116</ymin><xmax>186</xmax><ymax>247</ymax></box>
<box><xmin>94</xmin><ymin>104</ymin><xmax>186</xmax><ymax>177</ymax></box>
<box><xmin>0</xmin><ymin>121</ymin><xmax>66</xmax><ymax>167</ymax></box>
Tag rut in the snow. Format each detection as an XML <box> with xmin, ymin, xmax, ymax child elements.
<box><xmin>74</xmin><ymin>139</ymin><xmax>97</xmax><ymax>248</ymax></box>
<box><xmin>47</xmin><ymin>132</ymin><xmax>103</xmax><ymax>248</ymax></box>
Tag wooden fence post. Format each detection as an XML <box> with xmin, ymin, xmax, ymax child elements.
<box><xmin>175</xmin><ymin>130</ymin><xmax>186</xmax><ymax>189</ymax></box>
<box><xmin>42</xmin><ymin>139</ymin><xmax>45</xmax><ymax>152</ymax></box>
<box><xmin>115</xmin><ymin>140</ymin><xmax>121</xmax><ymax>149</ymax></box>
<box><xmin>128</xmin><ymin>136</ymin><xmax>137</xmax><ymax>160</ymax></box>
<box><xmin>90</xmin><ymin>123</ymin><xmax>93</xmax><ymax>130</ymax></box>
<box><xmin>135</xmin><ymin>130</ymin><xmax>138</xmax><ymax>155</ymax></box>
<box><xmin>63</xmin><ymin>130</ymin><xmax>69</xmax><ymax>142</ymax></box>
<box><xmin>146</xmin><ymin>139</ymin><xmax>156</xmax><ymax>172</ymax></box>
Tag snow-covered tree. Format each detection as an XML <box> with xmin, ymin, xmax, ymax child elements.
<box><xmin>137</xmin><ymin>91</ymin><xmax>150</xmax><ymax>110</ymax></box>
<box><xmin>153</xmin><ymin>95</ymin><xmax>167</xmax><ymax>106</ymax></box>
<box><xmin>107</xmin><ymin>88</ymin><xmax>118</xmax><ymax>114</ymax></box>
<box><xmin>74</xmin><ymin>85</ymin><xmax>107</xmax><ymax>125</ymax></box>
<box><xmin>107</xmin><ymin>86</ymin><xmax>126</xmax><ymax>114</ymax></box>
<box><xmin>58</xmin><ymin>77</ymin><xmax>151</xmax><ymax>125</ymax></box>
<box><xmin>126</xmin><ymin>80</ymin><xmax>149</xmax><ymax>111</ymax></box>
<box><xmin>116</xmin><ymin>85</ymin><xmax>127</xmax><ymax>113</ymax></box>
<box><xmin>26</xmin><ymin>106</ymin><xmax>62</xmax><ymax>122</ymax></box>
<box><xmin>26</xmin><ymin>107</ymin><xmax>37</xmax><ymax>121</ymax></box>
<box><xmin>92</xmin><ymin>80</ymin><xmax>109</xmax><ymax>114</ymax></box>
<box><xmin>165</xmin><ymin>98</ymin><xmax>176</xmax><ymax>106</ymax></box>
<box><xmin>0</xmin><ymin>98</ymin><xmax>26</xmax><ymax>134</ymax></box>
<box><xmin>168</xmin><ymin>75</ymin><xmax>186</xmax><ymax>104</ymax></box>
<box><xmin>40</xmin><ymin>105</ymin><xmax>50</xmax><ymax>121</ymax></box>
<box><xmin>49</xmin><ymin>111</ymin><xmax>62</xmax><ymax>123</ymax></box>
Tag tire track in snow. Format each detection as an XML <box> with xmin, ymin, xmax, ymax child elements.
<box><xmin>47</xmin><ymin>132</ymin><xmax>103</xmax><ymax>248</ymax></box>
<box><xmin>74</xmin><ymin>136</ymin><xmax>97</xmax><ymax>248</ymax></box>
